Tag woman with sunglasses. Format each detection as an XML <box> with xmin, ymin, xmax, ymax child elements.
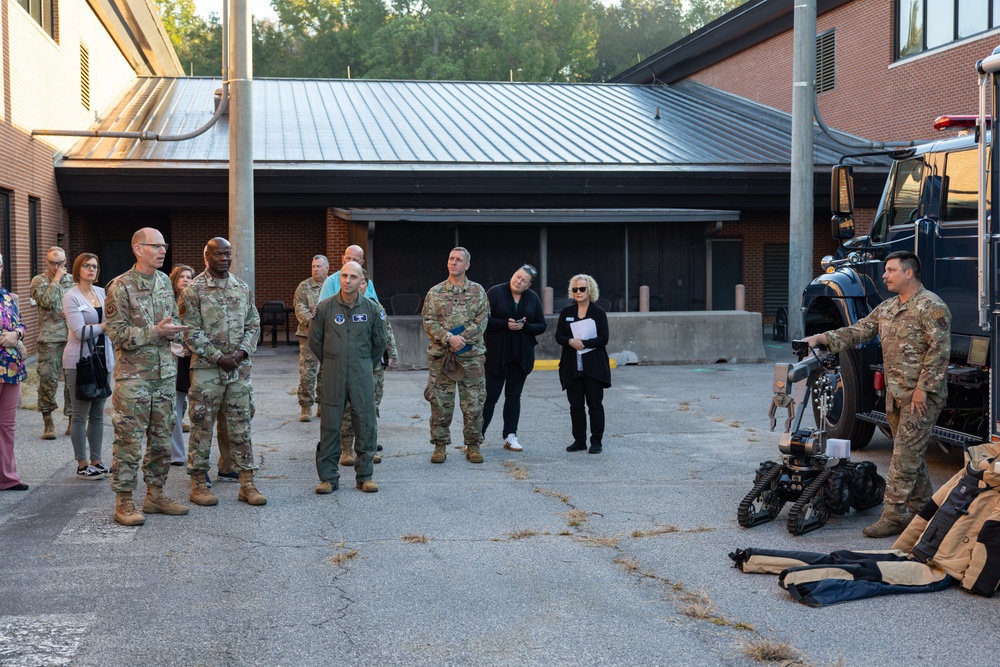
<box><xmin>482</xmin><ymin>264</ymin><xmax>546</xmax><ymax>452</ymax></box>
<box><xmin>62</xmin><ymin>253</ymin><xmax>115</xmax><ymax>479</ymax></box>
<box><xmin>556</xmin><ymin>274</ymin><xmax>611</xmax><ymax>454</ymax></box>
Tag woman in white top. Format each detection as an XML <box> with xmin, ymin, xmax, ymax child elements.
<box><xmin>62</xmin><ymin>253</ymin><xmax>115</xmax><ymax>480</ymax></box>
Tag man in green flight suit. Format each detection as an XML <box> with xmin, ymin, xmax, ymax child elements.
<box><xmin>309</xmin><ymin>260</ymin><xmax>388</xmax><ymax>495</ymax></box>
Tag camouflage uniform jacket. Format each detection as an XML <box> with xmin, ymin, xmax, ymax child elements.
<box><xmin>293</xmin><ymin>277</ymin><xmax>323</xmax><ymax>338</ymax></box>
<box><xmin>180</xmin><ymin>271</ymin><xmax>260</xmax><ymax>375</ymax></box>
<box><xmin>30</xmin><ymin>271</ymin><xmax>76</xmax><ymax>343</ymax></box>
<box><xmin>422</xmin><ymin>279</ymin><xmax>488</xmax><ymax>358</ymax></box>
<box><xmin>105</xmin><ymin>266</ymin><xmax>178</xmax><ymax>381</ymax></box>
<box><xmin>826</xmin><ymin>286</ymin><xmax>951</xmax><ymax>405</ymax></box>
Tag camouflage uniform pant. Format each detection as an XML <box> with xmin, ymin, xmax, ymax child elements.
<box><xmin>110</xmin><ymin>378</ymin><xmax>174</xmax><ymax>493</ymax></box>
<box><xmin>297</xmin><ymin>336</ymin><xmax>322</xmax><ymax>407</ymax></box>
<box><xmin>37</xmin><ymin>342</ymin><xmax>70</xmax><ymax>416</ymax></box>
<box><xmin>884</xmin><ymin>392</ymin><xmax>944</xmax><ymax>513</ymax></box>
<box><xmin>427</xmin><ymin>354</ymin><xmax>485</xmax><ymax>447</ymax></box>
<box><xmin>187</xmin><ymin>368</ymin><xmax>257</xmax><ymax>474</ymax></box>
<box><xmin>340</xmin><ymin>365</ymin><xmax>385</xmax><ymax>456</ymax></box>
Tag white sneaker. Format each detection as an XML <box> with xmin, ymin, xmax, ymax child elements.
<box><xmin>503</xmin><ymin>434</ymin><xmax>523</xmax><ymax>451</ymax></box>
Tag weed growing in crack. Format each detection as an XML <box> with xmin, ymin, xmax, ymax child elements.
<box><xmin>564</xmin><ymin>509</ymin><xmax>589</xmax><ymax>527</ymax></box>
<box><xmin>632</xmin><ymin>525</ymin><xmax>679</xmax><ymax>538</ymax></box>
<box><xmin>329</xmin><ymin>550</ymin><xmax>359</xmax><ymax>567</ymax></box>
<box><xmin>741</xmin><ymin>640</ymin><xmax>809</xmax><ymax>665</ymax></box>
<box><xmin>534</xmin><ymin>487</ymin><xmax>571</xmax><ymax>503</ymax></box>
<box><xmin>574</xmin><ymin>535</ymin><xmax>620</xmax><ymax>548</ymax></box>
<box><xmin>728</xmin><ymin>420</ymin><xmax>741</xmax><ymax>428</ymax></box>
<box><xmin>678</xmin><ymin>402</ymin><xmax>690</xmax><ymax>411</ymax></box>
<box><xmin>507</xmin><ymin>528</ymin><xmax>539</xmax><ymax>540</ymax></box>
<box><xmin>401</xmin><ymin>534</ymin><xmax>431</xmax><ymax>544</ymax></box>
<box><xmin>502</xmin><ymin>461</ymin><xmax>529</xmax><ymax>480</ymax></box>
<box><xmin>711</xmin><ymin>415</ymin><xmax>726</xmax><ymax>423</ymax></box>
<box><xmin>614</xmin><ymin>557</ymin><xmax>643</xmax><ymax>574</ymax></box>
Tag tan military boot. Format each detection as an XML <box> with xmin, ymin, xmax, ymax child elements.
<box><xmin>237</xmin><ymin>470</ymin><xmax>267</xmax><ymax>505</ymax></box>
<box><xmin>356</xmin><ymin>480</ymin><xmax>379</xmax><ymax>493</ymax></box>
<box><xmin>143</xmin><ymin>485</ymin><xmax>190</xmax><ymax>515</ymax></box>
<box><xmin>316</xmin><ymin>405</ymin><xmax>322</xmax><ymax>418</ymax></box>
<box><xmin>340</xmin><ymin>451</ymin><xmax>355</xmax><ymax>466</ymax></box>
<box><xmin>189</xmin><ymin>476</ymin><xmax>219</xmax><ymax>506</ymax></box>
<box><xmin>299</xmin><ymin>405</ymin><xmax>311</xmax><ymax>422</ymax></box>
<box><xmin>373</xmin><ymin>453</ymin><xmax>381</xmax><ymax>464</ymax></box>
<box><xmin>114</xmin><ymin>492</ymin><xmax>145</xmax><ymax>526</ymax></box>
<box><xmin>41</xmin><ymin>413</ymin><xmax>56</xmax><ymax>440</ymax></box>
<box><xmin>863</xmin><ymin>507</ymin><xmax>911</xmax><ymax>538</ymax></box>
<box><xmin>430</xmin><ymin>445</ymin><xmax>447</xmax><ymax>464</ymax></box>
<box><xmin>466</xmin><ymin>444</ymin><xmax>484</xmax><ymax>464</ymax></box>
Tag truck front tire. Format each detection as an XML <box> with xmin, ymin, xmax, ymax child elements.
<box><xmin>815</xmin><ymin>348</ymin><xmax>876</xmax><ymax>450</ymax></box>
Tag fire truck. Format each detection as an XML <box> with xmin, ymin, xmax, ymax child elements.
<box><xmin>801</xmin><ymin>46</ymin><xmax>1000</xmax><ymax>451</ymax></box>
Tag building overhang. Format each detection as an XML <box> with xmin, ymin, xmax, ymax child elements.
<box><xmin>331</xmin><ymin>207</ymin><xmax>742</xmax><ymax>225</ymax></box>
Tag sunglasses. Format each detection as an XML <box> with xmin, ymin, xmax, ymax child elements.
<box><xmin>571</xmin><ymin>287</ymin><xmax>588</xmax><ymax>293</ymax></box>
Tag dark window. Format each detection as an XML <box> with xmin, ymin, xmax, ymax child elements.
<box><xmin>816</xmin><ymin>30</ymin><xmax>835</xmax><ymax>94</ymax></box>
<box><xmin>763</xmin><ymin>245</ymin><xmax>790</xmax><ymax>316</ymax></box>
<box><xmin>16</xmin><ymin>0</ymin><xmax>55</xmax><ymax>39</ymax></box>
<box><xmin>29</xmin><ymin>198</ymin><xmax>40</xmax><ymax>278</ymax></box>
<box><xmin>898</xmin><ymin>0</ymin><xmax>1000</xmax><ymax>59</ymax></box>
<box><xmin>1</xmin><ymin>191</ymin><xmax>11</xmax><ymax>291</ymax></box>
<box><xmin>942</xmin><ymin>149</ymin><xmax>979</xmax><ymax>222</ymax></box>
<box><xmin>80</xmin><ymin>42</ymin><xmax>91</xmax><ymax>111</ymax></box>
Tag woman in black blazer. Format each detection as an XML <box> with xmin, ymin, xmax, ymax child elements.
<box><xmin>483</xmin><ymin>264</ymin><xmax>546</xmax><ymax>451</ymax></box>
<box><xmin>555</xmin><ymin>274</ymin><xmax>611</xmax><ymax>453</ymax></box>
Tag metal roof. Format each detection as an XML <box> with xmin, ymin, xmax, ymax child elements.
<box><xmin>58</xmin><ymin>76</ymin><xmax>875</xmax><ymax>170</ymax></box>
<box><xmin>332</xmin><ymin>207</ymin><xmax>742</xmax><ymax>224</ymax></box>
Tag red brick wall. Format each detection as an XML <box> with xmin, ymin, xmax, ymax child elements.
<box><xmin>325</xmin><ymin>209</ymin><xmax>349</xmax><ymax>264</ymax></box>
<box><xmin>691</xmin><ymin>0</ymin><xmax>997</xmax><ymax>143</ymax></box>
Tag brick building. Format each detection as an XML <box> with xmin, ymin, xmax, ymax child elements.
<box><xmin>0</xmin><ymin>0</ymin><xmax>180</xmax><ymax>351</ymax></box>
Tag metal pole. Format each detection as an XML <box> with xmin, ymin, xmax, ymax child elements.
<box><xmin>539</xmin><ymin>225</ymin><xmax>548</xmax><ymax>295</ymax></box>
<box><xmin>229</xmin><ymin>0</ymin><xmax>254</xmax><ymax>292</ymax></box>
<box><xmin>624</xmin><ymin>225</ymin><xmax>629</xmax><ymax>312</ymax></box>
<box><xmin>788</xmin><ymin>0</ymin><xmax>816</xmax><ymax>340</ymax></box>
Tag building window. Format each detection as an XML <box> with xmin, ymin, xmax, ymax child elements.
<box><xmin>1</xmin><ymin>191</ymin><xmax>11</xmax><ymax>292</ymax></box>
<box><xmin>898</xmin><ymin>0</ymin><xmax>1000</xmax><ymax>59</ymax></box>
<box><xmin>16</xmin><ymin>0</ymin><xmax>55</xmax><ymax>39</ymax></box>
<box><xmin>81</xmin><ymin>42</ymin><xmax>91</xmax><ymax>111</ymax></box>
<box><xmin>816</xmin><ymin>30</ymin><xmax>835</xmax><ymax>93</ymax></box>
<box><xmin>29</xmin><ymin>198</ymin><xmax>40</xmax><ymax>278</ymax></box>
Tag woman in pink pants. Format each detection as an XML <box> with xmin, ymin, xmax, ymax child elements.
<box><xmin>0</xmin><ymin>253</ymin><xmax>29</xmax><ymax>491</ymax></box>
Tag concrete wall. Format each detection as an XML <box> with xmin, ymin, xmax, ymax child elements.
<box><xmin>389</xmin><ymin>311</ymin><xmax>765</xmax><ymax>369</ymax></box>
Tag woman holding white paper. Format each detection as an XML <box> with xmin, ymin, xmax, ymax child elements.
<box><xmin>555</xmin><ymin>274</ymin><xmax>611</xmax><ymax>453</ymax></box>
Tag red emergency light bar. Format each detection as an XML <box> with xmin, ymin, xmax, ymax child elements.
<box><xmin>934</xmin><ymin>115</ymin><xmax>991</xmax><ymax>130</ymax></box>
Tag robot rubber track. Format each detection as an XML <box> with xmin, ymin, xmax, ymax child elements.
<box><xmin>736</xmin><ymin>462</ymin><xmax>785</xmax><ymax>528</ymax></box>
<box><xmin>786</xmin><ymin>468</ymin><xmax>834</xmax><ymax>536</ymax></box>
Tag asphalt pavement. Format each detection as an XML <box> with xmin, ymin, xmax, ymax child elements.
<box><xmin>0</xmin><ymin>336</ymin><xmax>987</xmax><ymax>667</ymax></box>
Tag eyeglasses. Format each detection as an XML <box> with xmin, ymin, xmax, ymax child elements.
<box><xmin>571</xmin><ymin>286</ymin><xmax>588</xmax><ymax>293</ymax></box>
<box><xmin>138</xmin><ymin>243</ymin><xmax>169</xmax><ymax>251</ymax></box>
<box><xmin>81</xmin><ymin>263</ymin><xmax>99</xmax><ymax>270</ymax></box>
<box><xmin>47</xmin><ymin>260</ymin><xmax>66</xmax><ymax>266</ymax></box>
<box><xmin>520</xmin><ymin>264</ymin><xmax>538</xmax><ymax>278</ymax></box>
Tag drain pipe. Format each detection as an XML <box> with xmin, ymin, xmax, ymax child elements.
<box><xmin>31</xmin><ymin>8</ymin><xmax>230</xmax><ymax>142</ymax></box>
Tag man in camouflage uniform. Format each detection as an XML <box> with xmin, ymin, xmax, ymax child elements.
<box><xmin>422</xmin><ymin>247</ymin><xmax>489</xmax><ymax>464</ymax></box>
<box><xmin>340</xmin><ymin>270</ymin><xmax>397</xmax><ymax>466</ymax></box>
<box><xmin>310</xmin><ymin>261</ymin><xmax>388</xmax><ymax>495</ymax></box>
<box><xmin>30</xmin><ymin>246</ymin><xmax>75</xmax><ymax>439</ymax></box>
<box><xmin>806</xmin><ymin>251</ymin><xmax>951</xmax><ymax>538</ymax></box>
<box><xmin>180</xmin><ymin>237</ymin><xmax>265</xmax><ymax>507</ymax></box>
<box><xmin>294</xmin><ymin>255</ymin><xmax>328</xmax><ymax>422</ymax></box>
<box><xmin>106</xmin><ymin>228</ymin><xmax>190</xmax><ymax>526</ymax></box>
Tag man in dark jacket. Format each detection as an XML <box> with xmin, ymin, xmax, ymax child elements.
<box><xmin>482</xmin><ymin>264</ymin><xmax>546</xmax><ymax>451</ymax></box>
<box><xmin>309</xmin><ymin>261</ymin><xmax>388</xmax><ymax>494</ymax></box>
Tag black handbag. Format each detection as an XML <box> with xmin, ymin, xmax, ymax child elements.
<box><xmin>76</xmin><ymin>325</ymin><xmax>111</xmax><ymax>401</ymax></box>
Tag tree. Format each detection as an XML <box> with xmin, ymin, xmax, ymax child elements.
<box><xmin>155</xmin><ymin>0</ymin><xmax>222</xmax><ymax>76</ymax></box>
<box><xmin>591</xmin><ymin>0</ymin><xmax>686</xmax><ymax>82</ymax></box>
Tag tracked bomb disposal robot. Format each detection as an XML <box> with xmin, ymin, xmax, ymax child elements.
<box><xmin>737</xmin><ymin>340</ymin><xmax>886</xmax><ymax>535</ymax></box>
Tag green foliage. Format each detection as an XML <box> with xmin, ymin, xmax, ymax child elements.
<box><xmin>154</xmin><ymin>0</ymin><xmax>221</xmax><ymax>76</ymax></box>
<box><xmin>157</xmin><ymin>0</ymin><xmax>746</xmax><ymax>82</ymax></box>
